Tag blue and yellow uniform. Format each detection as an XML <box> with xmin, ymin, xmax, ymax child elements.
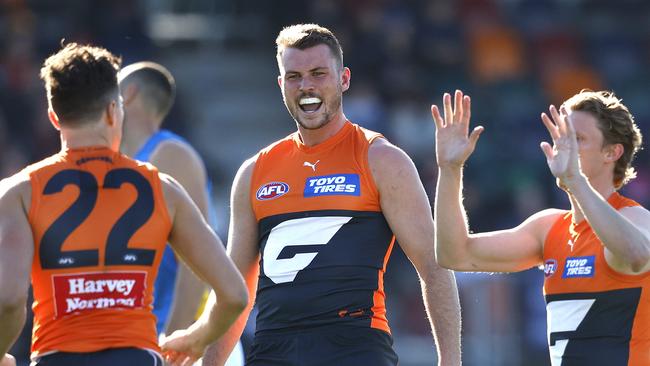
<box><xmin>134</xmin><ymin>129</ymin><xmax>216</xmax><ymax>334</ymax></box>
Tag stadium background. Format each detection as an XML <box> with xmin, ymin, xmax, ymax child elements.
<box><xmin>2</xmin><ymin>0</ymin><xmax>648</xmax><ymax>365</ymax></box>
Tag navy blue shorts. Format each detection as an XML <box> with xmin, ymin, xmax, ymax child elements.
<box><xmin>31</xmin><ymin>347</ymin><xmax>163</xmax><ymax>366</ymax></box>
<box><xmin>247</xmin><ymin>326</ymin><xmax>398</xmax><ymax>366</ymax></box>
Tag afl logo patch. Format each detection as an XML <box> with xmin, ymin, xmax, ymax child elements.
<box><xmin>544</xmin><ymin>259</ymin><xmax>557</xmax><ymax>278</ymax></box>
<box><xmin>256</xmin><ymin>182</ymin><xmax>289</xmax><ymax>201</ymax></box>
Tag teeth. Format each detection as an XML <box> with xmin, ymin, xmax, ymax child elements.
<box><xmin>299</xmin><ymin>97</ymin><xmax>322</xmax><ymax>105</ymax></box>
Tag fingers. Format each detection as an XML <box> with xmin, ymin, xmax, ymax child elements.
<box><xmin>431</xmin><ymin>104</ymin><xmax>444</xmax><ymax>129</ymax></box>
<box><xmin>433</xmin><ymin>90</ymin><xmax>471</xmax><ymax>130</ymax></box>
<box><xmin>163</xmin><ymin>350</ymin><xmax>183</xmax><ymax>365</ymax></box>
<box><xmin>454</xmin><ymin>89</ymin><xmax>464</xmax><ymax>123</ymax></box>
<box><xmin>164</xmin><ymin>351</ymin><xmax>197</xmax><ymax>366</ymax></box>
<box><xmin>443</xmin><ymin>92</ymin><xmax>453</xmax><ymax>126</ymax></box>
<box><xmin>560</xmin><ymin>106</ymin><xmax>576</xmax><ymax>138</ymax></box>
<box><xmin>468</xmin><ymin>126</ymin><xmax>484</xmax><ymax>149</ymax></box>
<box><xmin>549</xmin><ymin>105</ymin><xmax>565</xmax><ymax>135</ymax></box>
<box><xmin>461</xmin><ymin>94</ymin><xmax>471</xmax><ymax>126</ymax></box>
<box><xmin>540</xmin><ymin>141</ymin><xmax>554</xmax><ymax>161</ymax></box>
<box><xmin>540</xmin><ymin>112</ymin><xmax>560</xmax><ymax>140</ymax></box>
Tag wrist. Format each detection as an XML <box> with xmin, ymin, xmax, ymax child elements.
<box><xmin>187</xmin><ymin>319</ymin><xmax>212</xmax><ymax>349</ymax></box>
<box><xmin>437</xmin><ymin>162</ymin><xmax>464</xmax><ymax>171</ymax></box>
<box><xmin>562</xmin><ymin>173</ymin><xmax>589</xmax><ymax>193</ymax></box>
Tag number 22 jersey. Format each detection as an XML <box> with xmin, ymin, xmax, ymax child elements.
<box><xmin>24</xmin><ymin>147</ymin><xmax>172</xmax><ymax>359</ymax></box>
<box><xmin>250</xmin><ymin>121</ymin><xmax>395</xmax><ymax>334</ymax></box>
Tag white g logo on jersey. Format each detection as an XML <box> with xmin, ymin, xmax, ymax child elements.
<box><xmin>263</xmin><ymin>216</ymin><xmax>352</xmax><ymax>284</ymax></box>
<box><xmin>546</xmin><ymin>299</ymin><xmax>595</xmax><ymax>365</ymax></box>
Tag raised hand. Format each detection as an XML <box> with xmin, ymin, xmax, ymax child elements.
<box><xmin>540</xmin><ymin>105</ymin><xmax>581</xmax><ymax>188</ymax></box>
<box><xmin>431</xmin><ymin>90</ymin><xmax>484</xmax><ymax>169</ymax></box>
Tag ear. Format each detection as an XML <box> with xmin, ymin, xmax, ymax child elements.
<box><xmin>604</xmin><ymin>143</ymin><xmax>624</xmax><ymax>163</ymax></box>
<box><xmin>341</xmin><ymin>67</ymin><xmax>351</xmax><ymax>93</ymax></box>
<box><xmin>105</xmin><ymin>100</ymin><xmax>117</xmax><ymax>127</ymax></box>
<box><xmin>277</xmin><ymin>75</ymin><xmax>283</xmax><ymax>89</ymax></box>
<box><xmin>121</xmin><ymin>83</ymin><xmax>138</xmax><ymax>106</ymax></box>
<box><xmin>48</xmin><ymin>108</ymin><xmax>61</xmax><ymax>131</ymax></box>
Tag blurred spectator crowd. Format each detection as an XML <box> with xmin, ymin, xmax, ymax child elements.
<box><xmin>1</xmin><ymin>0</ymin><xmax>648</xmax><ymax>365</ymax></box>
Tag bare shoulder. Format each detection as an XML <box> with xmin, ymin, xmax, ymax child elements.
<box><xmin>368</xmin><ymin>137</ymin><xmax>411</xmax><ymax>166</ymax></box>
<box><xmin>367</xmin><ymin>138</ymin><xmax>417</xmax><ymax>182</ymax></box>
<box><xmin>158</xmin><ymin>172</ymin><xmax>187</xmax><ymax>211</ymax></box>
<box><xmin>523</xmin><ymin>208</ymin><xmax>567</xmax><ymax>223</ymax></box>
<box><xmin>519</xmin><ymin>208</ymin><xmax>567</xmax><ymax>241</ymax></box>
<box><xmin>233</xmin><ymin>155</ymin><xmax>258</xmax><ymax>188</ymax></box>
<box><xmin>155</xmin><ymin>139</ymin><xmax>204</xmax><ymax>165</ymax></box>
<box><xmin>0</xmin><ymin>171</ymin><xmax>32</xmax><ymax>212</ymax></box>
<box><xmin>151</xmin><ymin>139</ymin><xmax>207</xmax><ymax>176</ymax></box>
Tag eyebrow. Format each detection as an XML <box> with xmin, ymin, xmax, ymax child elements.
<box><xmin>285</xmin><ymin>67</ymin><xmax>328</xmax><ymax>74</ymax></box>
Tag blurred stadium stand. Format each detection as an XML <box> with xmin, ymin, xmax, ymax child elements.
<box><xmin>2</xmin><ymin>1</ymin><xmax>648</xmax><ymax>365</ymax></box>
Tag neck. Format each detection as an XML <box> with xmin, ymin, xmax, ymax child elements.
<box><xmin>121</xmin><ymin>111</ymin><xmax>160</xmax><ymax>156</ymax></box>
<box><xmin>60</xmin><ymin>124</ymin><xmax>116</xmax><ymax>151</ymax></box>
<box><xmin>297</xmin><ymin>112</ymin><xmax>347</xmax><ymax>147</ymax></box>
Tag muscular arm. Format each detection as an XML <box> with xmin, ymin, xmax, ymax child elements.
<box><xmin>568</xmin><ymin>178</ymin><xmax>650</xmax><ymax>274</ymax></box>
<box><xmin>202</xmin><ymin>158</ymin><xmax>260</xmax><ymax>366</ymax></box>
<box><xmin>151</xmin><ymin>141</ymin><xmax>210</xmax><ymax>334</ymax></box>
<box><xmin>432</xmin><ymin>91</ymin><xmax>551</xmax><ymax>273</ymax></box>
<box><xmin>435</xmin><ymin>164</ymin><xmax>557</xmax><ymax>272</ymax></box>
<box><xmin>0</xmin><ymin>176</ymin><xmax>33</xmax><ymax>359</ymax></box>
<box><xmin>369</xmin><ymin>139</ymin><xmax>460</xmax><ymax>366</ymax></box>
<box><xmin>160</xmin><ymin>174</ymin><xmax>247</xmax><ymax>363</ymax></box>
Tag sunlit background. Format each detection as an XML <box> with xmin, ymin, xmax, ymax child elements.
<box><xmin>3</xmin><ymin>1</ymin><xmax>649</xmax><ymax>365</ymax></box>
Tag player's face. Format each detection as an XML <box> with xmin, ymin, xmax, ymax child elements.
<box><xmin>278</xmin><ymin>44</ymin><xmax>349</xmax><ymax>130</ymax></box>
<box><xmin>567</xmin><ymin>110</ymin><xmax>612</xmax><ymax>180</ymax></box>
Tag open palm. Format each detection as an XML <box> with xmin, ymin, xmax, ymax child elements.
<box><xmin>431</xmin><ymin>90</ymin><xmax>483</xmax><ymax>168</ymax></box>
<box><xmin>540</xmin><ymin>105</ymin><xmax>581</xmax><ymax>184</ymax></box>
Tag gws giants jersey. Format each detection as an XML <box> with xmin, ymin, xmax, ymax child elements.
<box><xmin>543</xmin><ymin>193</ymin><xmax>650</xmax><ymax>366</ymax></box>
<box><xmin>25</xmin><ymin>147</ymin><xmax>172</xmax><ymax>358</ymax></box>
<box><xmin>250</xmin><ymin>121</ymin><xmax>395</xmax><ymax>334</ymax></box>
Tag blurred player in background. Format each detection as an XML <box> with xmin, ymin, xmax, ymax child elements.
<box><xmin>174</xmin><ymin>23</ymin><xmax>462</xmax><ymax>366</ymax></box>
<box><xmin>433</xmin><ymin>89</ymin><xmax>649</xmax><ymax>365</ymax></box>
<box><xmin>0</xmin><ymin>43</ymin><xmax>247</xmax><ymax>366</ymax></box>
<box><xmin>119</xmin><ymin>61</ymin><xmax>244</xmax><ymax>365</ymax></box>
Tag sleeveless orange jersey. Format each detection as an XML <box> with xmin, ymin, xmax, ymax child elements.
<box><xmin>24</xmin><ymin>146</ymin><xmax>172</xmax><ymax>359</ymax></box>
<box><xmin>250</xmin><ymin>121</ymin><xmax>395</xmax><ymax>334</ymax></box>
<box><xmin>543</xmin><ymin>193</ymin><xmax>650</xmax><ymax>366</ymax></box>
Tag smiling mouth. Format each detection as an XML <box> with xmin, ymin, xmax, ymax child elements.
<box><xmin>299</xmin><ymin>97</ymin><xmax>322</xmax><ymax>113</ymax></box>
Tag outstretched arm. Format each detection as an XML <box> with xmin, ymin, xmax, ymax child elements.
<box><xmin>202</xmin><ymin>158</ymin><xmax>260</xmax><ymax>366</ymax></box>
<box><xmin>369</xmin><ymin>138</ymin><xmax>460</xmax><ymax>366</ymax></box>
<box><xmin>433</xmin><ymin>90</ymin><xmax>548</xmax><ymax>273</ymax></box>
<box><xmin>0</xmin><ymin>176</ymin><xmax>33</xmax><ymax>360</ymax></box>
<box><xmin>540</xmin><ymin>106</ymin><xmax>650</xmax><ymax>274</ymax></box>
<box><xmin>159</xmin><ymin>174</ymin><xmax>248</xmax><ymax>366</ymax></box>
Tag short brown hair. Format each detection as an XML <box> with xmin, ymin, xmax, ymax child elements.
<box><xmin>563</xmin><ymin>90</ymin><xmax>643</xmax><ymax>188</ymax></box>
<box><xmin>40</xmin><ymin>42</ymin><xmax>121</xmax><ymax>126</ymax></box>
<box><xmin>119</xmin><ymin>61</ymin><xmax>176</xmax><ymax>119</ymax></box>
<box><xmin>276</xmin><ymin>24</ymin><xmax>343</xmax><ymax>69</ymax></box>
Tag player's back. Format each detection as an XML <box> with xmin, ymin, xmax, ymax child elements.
<box><xmin>25</xmin><ymin>146</ymin><xmax>172</xmax><ymax>359</ymax></box>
